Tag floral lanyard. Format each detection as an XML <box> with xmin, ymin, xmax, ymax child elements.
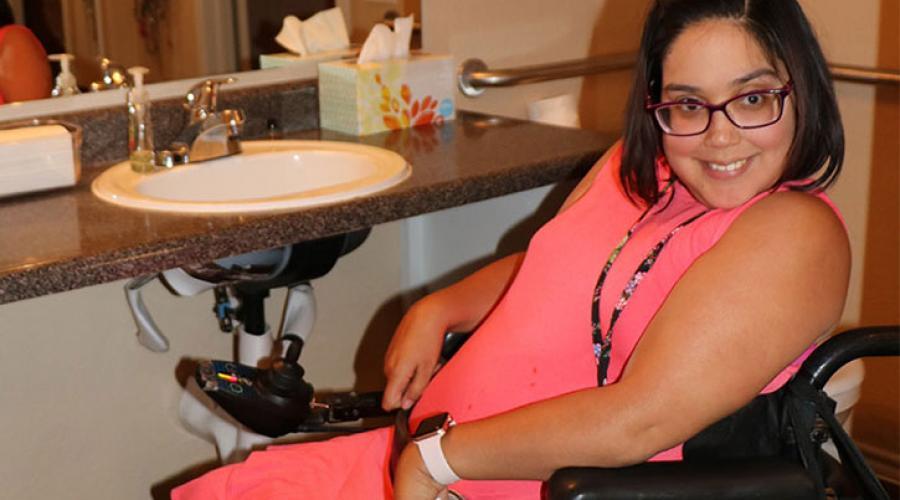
<box><xmin>591</xmin><ymin>181</ymin><xmax>709</xmax><ymax>386</ymax></box>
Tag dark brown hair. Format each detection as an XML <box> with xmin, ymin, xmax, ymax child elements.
<box><xmin>621</xmin><ymin>0</ymin><xmax>844</xmax><ymax>206</ymax></box>
<box><xmin>0</xmin><ymin>0</ymin><xmax>14</xmax><ymax>26</ymax></box>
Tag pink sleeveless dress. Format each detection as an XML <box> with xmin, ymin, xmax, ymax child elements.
<box><xmin>173</xmin><ymin>144</ymin><xmax>840</xmax><ymax>499</ymax></box>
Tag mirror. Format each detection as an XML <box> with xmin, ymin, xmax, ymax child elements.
<box><xmin>0</xmin><ymin>0</ymin><xmax>420</xmax><ymax>111</ymax></box>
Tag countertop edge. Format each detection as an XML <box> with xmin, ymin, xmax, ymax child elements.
<box><xmin>0</xmin><ymin>148</ymin><xmax>603</xmax><ymax>304</ymax></box>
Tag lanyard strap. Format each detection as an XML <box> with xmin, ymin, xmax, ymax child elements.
<box><xmin>591</xmin><ymin>193</ymin><xmax>709</xmax><ymax>386</ymax></box>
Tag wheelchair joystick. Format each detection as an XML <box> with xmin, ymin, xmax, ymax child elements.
<box><xmin>196</xmin><ymin>335</ymin><xmax>393</xmax><ymax>438</ymax></box>
<box><xmin>196</xmin><ymin>335</ymin><xmax>314</xmax><ymax>438</ymax></box>
<box><xmin>256</xmin><ymin>335</ymin><xmax>314</xmax><ymax>405</ymax></box>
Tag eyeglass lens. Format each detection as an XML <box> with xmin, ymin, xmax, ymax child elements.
<box><xmin>656</xmin><ymin>92</ymin><xmax>784</xmax><ymax>135</ymax></box>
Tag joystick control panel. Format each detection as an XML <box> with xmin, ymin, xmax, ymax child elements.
<box><xmin>195</xmin><ymin>335</ymin><xmax>392</xmax><ymax>437</ymax></box>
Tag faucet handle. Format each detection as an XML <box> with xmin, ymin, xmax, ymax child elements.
<box><xmin>219</xmin><ymin>108</ymin><xmax>246</xmax><ymax>136</ymax></box>
<box><xmin>185</xmin><ymin>77</ymin><xmax>237</xmax><ymax>124</ymax></box>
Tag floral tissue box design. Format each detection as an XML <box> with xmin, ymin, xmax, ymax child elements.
<box><xmin>318</xmin><ymin>53</ymin><xmax>456</xmax><ymax>136</ymax></box>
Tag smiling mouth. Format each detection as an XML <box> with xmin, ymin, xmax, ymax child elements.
<box><xmin>700</xmin><ymin>156</ymin><xmax>754</xmax><ymax>178</ymax></box>
<box><xmin>707</xmin><ymin>158</ymin><xmax>747</xmax><ymax>172</ymax></box>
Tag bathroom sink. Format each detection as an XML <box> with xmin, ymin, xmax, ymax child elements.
<box><xmin>91</xmin><ymin>140</ymin><xmax>411</xmax><ymax>214</ymax></box>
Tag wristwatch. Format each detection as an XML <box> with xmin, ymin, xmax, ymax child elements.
<box><xmin>412</xmin><ymin>412</ymin><xmax>461</xmax><ymax>486</ymax></box>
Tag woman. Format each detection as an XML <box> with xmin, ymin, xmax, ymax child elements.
<box><xmin>175</xmin><ymin>0</ymin><xmax>849</xmax><ymax>498</ymax></box>
<box><xmin>0</xmin><ymin>1</ymin><xmax>53</xmax><ymax>104</ymax></box>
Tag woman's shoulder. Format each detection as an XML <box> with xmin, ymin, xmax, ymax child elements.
<box><xmin>0</xmin><ymin>25</ymin><xmax>46</xmax><ymax>65</ymax></box>
<box><xmin>738</xmin><ymin>189</ymin><xmax>846</xmax><ymax>238</ymax></box>
<box><xmin>718</xmin><ymin>189</ymin><xmax>850</xmax><ymax>274</ymax></box>
<box><xmin>0</xmin><ymin>24</ymin><xmax>52</xmax><ymax>103</ymax></box>
<box><xmin>691</xmin><ymin>185</ymin><xmax>846</xmax><ymax>248</ymax></box>
<box><xmin>0</xmin><ymin>24</ymin><xmax>39</xmax><ymax>45</ymax></box>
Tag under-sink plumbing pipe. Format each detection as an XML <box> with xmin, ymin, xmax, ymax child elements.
<box><xmin>124</xmin><ymin>275</ymin><xmax>170</xmax><ymax>352</ymax></box>
<box><xmin>124</xmin><ymin>267</ymin><xmax>223</xmax><ymax>352</ymax></box>
<box><xmin>279</xmin><ymin>283</ymin><xmax>317</xmax><ymax>344</ymax></box>
<box><xmin>236</xmin><ymin>282</ymin><xmax>317</xmax><ymax>364</ymax></box>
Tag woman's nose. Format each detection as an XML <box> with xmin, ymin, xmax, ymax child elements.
<box><xmin>704</xmin><ymin>110</ymin><xmax>741</xmax><ymax>147</ymax></box>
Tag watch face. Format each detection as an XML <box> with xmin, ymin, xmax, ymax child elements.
<box><xmin>413</xmin><ymin>412</ymin><xmax>451</xmax><ymax>439</ymax></box>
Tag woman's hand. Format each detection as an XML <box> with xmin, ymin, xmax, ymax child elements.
<box><xmin>383</xmin><ymin>297</ymin><xmax>449</xmax><ymax>411</ymax></box>
<box><xmin>393</xmin><ymin>444</ymin><xmax>447</xmax><ymax>500</ymax></box>
<box><xmin>383</xmin><ymin>252</ymin><xmax>527</xmax><ymax>411</ymax></box>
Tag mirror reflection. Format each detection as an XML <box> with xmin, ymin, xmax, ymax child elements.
<box><xmin>0</xmin><ymin>0</ymin><xmax>420</xmax><ymax>108</ymax></box>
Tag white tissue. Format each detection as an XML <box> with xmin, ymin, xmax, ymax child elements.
<box><xmin>302</xmin><ymin>7</ymin><xmax>350</xmax><ymax>53</ymax></box>
<box><xmin>357</xmin><ymin>15</ymin><xmax>414</xmax><ymax>64</ymax></box>
<box><xmin>357</xmin><ymin>24</ymin><xmax>393</xmax><ymax>64</ymax></box>
<box><xmin>275</xmin><ymin>7</ymin><xmax>350</xmax><ymax>57</ymax></box>
<box><xmin>0</xmin><ymin>125</ymin><xmax>78</xmax><ymax>198</ymax></box>
<box><xmin>275</xmin><ymin>16</ymin><xmax>308</xmax><ymax>56</ymax></box>
<box><xmin>391</xmin><ymin>16</ymin><xmax>413</xmax><ymax>59</ymax></box>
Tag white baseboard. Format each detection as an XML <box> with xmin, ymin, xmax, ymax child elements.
<box><xmin>858</xmin><ymin>442</ymin><xmax>900</xmax><ymax>486</ymax></box>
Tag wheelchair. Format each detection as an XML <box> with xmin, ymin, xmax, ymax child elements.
<box><xmin>542</xmin><ymin>325</ymin><xmax>899</xmax><ymax>500</ymax></box>
<box><xmin>195</xmin><ymin>320</ymin><xmax>897</xmax><ymax>499</ymax></box>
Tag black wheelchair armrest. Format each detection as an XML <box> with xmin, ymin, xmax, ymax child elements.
<box><xmin>441</xmin><ymin>331</ymin><xmax>472</xmax><ymax>361</ymax></box>
<box><xmin>543</xmin><ymin>458</ymin><xmax>818</xmax><ymax>500</ymax></box>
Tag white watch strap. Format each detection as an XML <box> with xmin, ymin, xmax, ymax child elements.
<box><xmin>414</xmin><ymin>431</ymin><xmax>461</xmax><ymax>486</ymax></box>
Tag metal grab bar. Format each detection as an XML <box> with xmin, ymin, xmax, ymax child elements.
<box><xmin>830</xmin><ymin>63</ymin><xmax>900</xmax><ymax>86</ymax></box>
<box><xmin>458</xmin><ymin>53</ymin><xmax>900</xmax><ymax>96</ymax></box>
<box><xmin>458</xmin><ymin>53</ymin><xmax>636</xmax><ymax>96</ymax></box>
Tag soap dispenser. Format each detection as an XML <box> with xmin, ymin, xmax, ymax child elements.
<box><xmin>48</xmin><ymin>53</ymin><xmax>81</xmax><ymax>97</ymax></box>
<box><xmin>126</xmin><ymin>66</ymin><xmax>155</xmax><ymax>172</ymax></box>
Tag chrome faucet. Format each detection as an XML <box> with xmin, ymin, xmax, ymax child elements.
<box><xmin>155</xmin><ymin>78</ymin><xmax>245</xmax><ymax>167</ymax></box>
<box><xmin>90</xmin><ymin>57</ymin><xmax>128</xmax><ymax>92</ymax></box>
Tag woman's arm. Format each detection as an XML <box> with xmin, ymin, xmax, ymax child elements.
<box><xmin>383</xmin><ymin>251</ymin><xmax>526</xmax><ymax>410</ymax></box>
<box><xmin>395</xmin><ymin>190</ymin><xmax>850</xmax><ymax>497</ymax></box>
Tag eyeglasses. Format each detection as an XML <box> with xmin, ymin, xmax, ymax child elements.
<box><xmin>645</xmin><ymin>81</ymin><xmax>793</xmax><ymax>136</ymax></box>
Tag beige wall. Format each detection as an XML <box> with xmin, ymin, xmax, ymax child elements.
<box><xmin>856</xmin><ymin>0</ymin><xmax>899</xmax><ymax>477</ymax></box>
<box><xmin>424</xmin><ymin>0</ymin><xmax>648</xmax><ymax>129</ymax></box>
<box><xmin>799</xmin><ymin>0</ymin><xmax>900</xmax><ymax>478</ymax></box>
<box><xmin>799</xmin><ymin>0</ymin><xmax>880</xmax><ymax>328</ymax></box>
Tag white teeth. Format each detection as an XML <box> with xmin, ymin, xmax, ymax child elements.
<box><xmin>708</xmin><ymin>159</ymin><xmax>746</xmax><ymax>172</ymax></box>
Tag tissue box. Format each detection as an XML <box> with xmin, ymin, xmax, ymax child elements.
<box><xmin>318</xmin><ymin>53</ymin><xmax>456</xmax><ymax>135</ymax></box>
<box><xmin>0</xmin><ymin>123</ymin><xmax>81</xmax><ymax>199</ymax></box>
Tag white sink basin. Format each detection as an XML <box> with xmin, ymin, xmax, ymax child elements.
<box><xmin>91</xmin><ymin>140</ymin><xmax>411</xmax><ymax>214</ymax></box>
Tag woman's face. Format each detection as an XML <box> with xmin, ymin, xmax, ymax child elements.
<box><xmin>660</xmin><ymin>19</ymin><xmax>795</xmax><ymax>209</ymax></box>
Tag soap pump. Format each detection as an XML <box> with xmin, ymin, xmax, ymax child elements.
<box><xmin>126</xmin><ymin>66</ymin><xmax>155</xmax><ymax>173</ymax></box>
<box><xmin>48</xmin><ymin>53</ymin><xmax>81</xmax><ymax>97</ymax></box>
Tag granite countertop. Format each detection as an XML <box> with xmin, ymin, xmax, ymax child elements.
<box><xmin>0</xmin><ymin>112</ymin><xmax>614</xmax><ymax>304</ymax></box>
